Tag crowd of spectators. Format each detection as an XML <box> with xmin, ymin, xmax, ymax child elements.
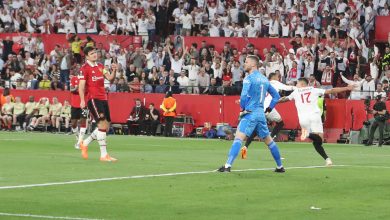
<box><xmin>0</xmin><ymin>0</ymin><xmax>389</xmax><ymax>99</ymax></box>
<box><xmin>0</xmin><ymin>0</ymin><xmax>385</xmax><ymax>40</ymax></box>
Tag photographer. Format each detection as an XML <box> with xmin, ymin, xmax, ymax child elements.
<box><xmin>127</xmin><ymin>99</ymin><xmax>146</xmax><ymax>135</ymax></box>
<box><xmin>366</xmin><ymin>95</ymin><xmax>388</xmax><ymax>147</ymax></box>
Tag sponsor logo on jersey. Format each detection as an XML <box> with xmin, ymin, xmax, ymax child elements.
<box><xmin>92</xmin><ymin>76</ymin><xmax>104</xmax><ymax>81</ymax></box>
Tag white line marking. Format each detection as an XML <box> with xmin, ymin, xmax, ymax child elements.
<box><xmin>0</xmin><ymin>212</ymin><xmax>102</xmax><ymax>220</ymax></box>
<box><xmin>0</xmin><ymin>165</ymin><xmax>347</xmax><ymax>190</ymax></box>
<box><xmin>0</xmin><ymin>138</ymin><xmax>28</xmax><ymax>141</ymax></box>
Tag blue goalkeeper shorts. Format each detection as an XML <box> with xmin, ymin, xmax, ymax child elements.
<box><xmin>238</xmin><ymin>113</ymin><xmax>270</xmax><ymax>139</ymax></box>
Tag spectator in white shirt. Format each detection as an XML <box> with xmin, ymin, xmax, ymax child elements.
<box><xmin>59</xmin><ymin>14</ymin><xmax>76</xmax><ymax>34</ymax></box>
<box><xmin>182</xmin><ymin>57</ymin><xmax>200</xmax><ymax>94</ymax></box>
<box><xmin>137</xmin><ymin>14</ymin><xmax>149</xmax><ymax>48</ymax></box>
<box><xmin>362</xmin><ymin>74</ymin><xmax>376</xmax><ymax>99</ymax></box>
<box><xmin>76</xmin><ymin>12</ymin><xmax>87</xmax><ymax>34</ymax></box>
<box><xmin>374</xmin><ymin>83</ymin><xmax>387</xmax><ymax>100</ymax></box>
<box><xmin>177</xmin><ymin>70</ymin><xmax>190</xmax><ymax>93</ymax></box>
<box><xmin>180</xmin><ymin>10</ymin><xmax>193</xmax><ymax>36</ymax></box>
<box><xmin>246</xmin><ymin>20</ymin><xmax>259</xmax><ymax>38</ymax></box>
<box><xmin>166</xmin><ymin>46</ymin><xmax>187</xmax><ymax>75</ymax></box>
<box><xmin>209</xmin><ymin>20</ymin><xmax>220</xmax><ymax>37</ymax></box>
<box><xmin>341</xmin><ymin>73</ymin><xmax>364</xmax><ymax>100</ymax></box>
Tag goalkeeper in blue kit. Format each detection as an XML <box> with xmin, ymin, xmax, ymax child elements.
<box><xmin>218</xmin><ymin>56</ymin><xmax>285</xmax><ymax>173</ymax></box>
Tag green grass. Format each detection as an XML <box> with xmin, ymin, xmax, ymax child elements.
<box><xmin>0</xmin><ymin>132</ymin><xmax>390</xmax><ymax>220</ymax></box>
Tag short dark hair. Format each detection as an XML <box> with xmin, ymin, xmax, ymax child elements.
<box><xmin>383</xmin><ymin>80</ymin><xmax>389</xmax><ymax>84</ymax></box>
<box><xmin>268</xmin><ymin>72</ymin><xmax>277</xmax><ymax>80</ymax></box>
<box><xmin>150</xmin><ymin>103</ymin><xmax>155</xmax><ymax>106</ymax></box>
<box><xmin>83</xmin><ymin>46</ymin><xmax>96</xmax><ymax>56</ymax></box>
<box><xmin>298</xmin><ymin>77</ymin><xmax>309</xmax><ymax>85</ymax></box>
<box><xmin>246</xmin><ymin>55</ymin><xmax>260</xmax><ymax>67</ymax></box>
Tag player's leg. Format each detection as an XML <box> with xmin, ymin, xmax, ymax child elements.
<box><xmin>65</xmin><ymin>117</ymin><xmax>70</xmax><ymax>130</ymax></box>
<box><xmin>217</xmin><ymin>117</ymin><xmax>252</xmax><ymax>172</ymax></box>
<box><xmin>51</xmin><ymin>116</ymin><xmax>57</xmax><ymax>131</ymax></box>
<box><xmin>28</xmin><ymin>116</ymin><xmax>36</xmax><ymax>130</ymax></box>
<box><xmin>268</xmin><ymin>109</ymin><xmax>284</xmax><ymax>138</ymax></box>
<box><xmin>366</xmin><ymin>120</ymin><xmax>379</xmax><ymax>146</ymax></box>
<box><xmin>241</xmin><ymin>131</ymin><xmax>256</xmax><ymax>159</ymax></box>
<box><xmin>76</xmin><ymin>117</ymin><xmax>87</xmax><ymax>148</ymax></box>
<box><xmin>259</xmin><ymin>121</ymin><xmax>284</xmax><ymax>172</ymax></box>
<box><xmin>70</xmin><ymin>108</ymin><xmax>80</xmax><ymax>134</ymax></box>
<box><xmin>16</xmin><ymin>114</ymin><xmax>24</xmax><ymax>130</ymax></box>
<box><xmin>82</xmin><ymin>100</ymin><xmax>116</xmax><ymax>161</ymax></box>
<box><xmin>12</xmin><ymin>114</ymin><xmax>17</xmax><ymax>126</ymax></box>
<box><xmin>56</xmin><ymin>116</ymin><xmax>62</xmax><ymax>132</ymax></box>
<box><xmin>307</xmin><ymin>116</ymin><xmax>332</xmax><ymax>166</ymax></box>
<box><xmin>29</xmin><ymin>116</ymin><xmax>41</xmax><ymax>130</ymax></box>
<box><xmin>6</xmin><ymin>115</ymin><xmax>12</xmax><ymax>130</ymax></box>
<box><xmin>377</xmin><ymin>121</ymin><xmax>385</xmax><ymax>147</ymax></box>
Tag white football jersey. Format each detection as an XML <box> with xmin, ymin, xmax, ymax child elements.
<box><xmin>287</xmin><ymin>87</ymin><xmax>325</xmax><ymax>117</ymax></box>
<box><xmin>264</xmin><ymin>80</ymin><xmax>295</xmax><ymax>109</ymax></box>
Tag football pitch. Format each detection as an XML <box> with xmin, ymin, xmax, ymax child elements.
<box><xmin>1</xmin><ymin>132</ymin><xmax>390</xmax><ymax>220</ymax></box>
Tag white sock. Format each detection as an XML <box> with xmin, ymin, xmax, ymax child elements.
<box><xmin>84</xmin><ymin>128</ymin><xmax>98</xmax><ymax>146</ymax></box>
<box><xmin>224</xmin><ymin>163</ymin><xmax>231</xmax><ymax>168</ymax></box>
<box><xmin>96</xmin><ymin>130</ymin><xmax>108</xmax><ymax>158</ymax></box>
<box><xmin>77</xmin><ymin>127</ymin><xmax>87</xmax><ymax>145</ymax></box>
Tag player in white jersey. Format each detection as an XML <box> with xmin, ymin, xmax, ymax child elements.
<box><xmin>241</xmin><ymin>72</ymin><xmax>295</xmax><ymax>159</ymax></box>
<box><xmin>279</xmin><ymin>78</ymin><xmax>353</xmax><ymax>166</ymax></box>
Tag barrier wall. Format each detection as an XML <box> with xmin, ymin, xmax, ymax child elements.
<box><xmin>0</xmin><ymin>33</ymin><xmax>141</xmax><ymax>54</ymax></box>
<box><xmin>0</xmin><ymin>89</ymin><xmax>378</xmax><ymax>131</ymax></box>
<box><xmin>375</xmin><ymin>16</ymin><xmax>390</xmax><ymax>42</ymax></box>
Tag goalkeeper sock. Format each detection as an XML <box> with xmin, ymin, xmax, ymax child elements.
<box><xmin>225</xmin><ymin>138</ymin><xmax>243</xmax><ymax>168</ymax></box>
<box><xmin>268</xmin><ymin>141</ymin><xmax>283</xmax><ymax>168</ymax></box>
<box><xmin>309</xmin><ymin>133</ymin><xmax>328</xmax><ymax>160</ymax></box>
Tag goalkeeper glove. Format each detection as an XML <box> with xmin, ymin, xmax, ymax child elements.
<box><xmin>265</xmin><ymin>107</ymin><xmax>272</xmax><ymax>114</ymax></box>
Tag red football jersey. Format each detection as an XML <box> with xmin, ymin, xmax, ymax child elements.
<box><xmin>79</xmin><ymin>62</ymin><xmax>107</xmax><ymax>101</ymax></box>
<box><xmin>70</xmin><ymin>76</ymin><xmax>81</xmax><ymax>108</ymax></box>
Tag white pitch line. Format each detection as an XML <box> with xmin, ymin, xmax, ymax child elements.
<box><xmin>0</xmin><ymin>212</ymin><xmax>102</xmax><ymax>220</ymax></box>
<box><xmin>0</xmin><ymin>165</ymin><xmax>347</xmax><ymax>190</ymax></box>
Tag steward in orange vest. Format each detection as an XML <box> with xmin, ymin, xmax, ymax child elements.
<box><xmin>160</xmin><ymin>91</ymin><xmax>176</xmax><ymax>137</ymax></box>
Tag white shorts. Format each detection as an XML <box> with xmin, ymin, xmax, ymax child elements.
<box><xmin>266</xmin><ymin>109</ymin><xmax>282</xmax><ymax>122</ymax></box>
<box><xmin>298</xmin><ymin>113</ymin><xmax>323</xmax><ymax>134</ymax></box>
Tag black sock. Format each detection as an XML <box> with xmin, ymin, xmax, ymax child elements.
<box><xmin>245</xmin><ymin>132</ymin><xmax>256</xmax><ymax>149</ymax></box>
<box><xmin>271</xmin><ymin>121</ymin><xmax>284</xmax><ymax>137</ymax></box>
<box><xmin>308</xmin><ymin>133</ymin><xmax>329</xmax><ymax>160</ymax></box>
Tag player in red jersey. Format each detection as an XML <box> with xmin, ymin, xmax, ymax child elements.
<box><xmin>78</xmin><ymin>46</ymin><xmax>117</xmax><ymax>162</ymax></box>
<box><xmin>70</xmin><ymin>71</ymin><xmax>88</xmax><ymax>149</ymax></box>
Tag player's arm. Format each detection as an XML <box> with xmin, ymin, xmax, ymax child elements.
<box><xmin>340</xmin><ymin>73</ymin><xmax>353</xmax><ymax>85</ymax></box>
<box><xmin>79</xmin><ymin>80</ymin><xmax>86</xmax><ymax>109</ymax></box>
<box><xmin>278</xmin><ymin>97</ymin><xmax>289</xmax><ymax>103</ymax></box>
<box><xmin>324</xmin><ymin>85</ymin><xmax>353</xmax><ymax>95</ymax></box>
<box><xmin>70</xmin><ymin>79</ymin><xmax>78</xmax><ymax>93</ymax></box>
<box><xmin>168</xmin><ymin>102</ymin><xmax>176</xmax><ymax>112</ymax></box>
<box><xmin>239</xmin><ymin>78</ymin><xmax>251</xmax><ymax>110</ymax></box>
<box><xmin>274</xmin><ymin>81</ymin><xmax>295</xmax><ymax>91</ymax></box>
<box><xmin>104</xmin><ymin>63</ymin><xmax>117</xmax><ymax>83</ymax></box>
<box><xmin>266</xmin><ymin>85</ymin><xmax>280</xmax><ymax>112</ymax></box>
<box><xmin>278</xmin><ymin>89</ymin><xmax>296</xmax><ymax>103</ymax></box>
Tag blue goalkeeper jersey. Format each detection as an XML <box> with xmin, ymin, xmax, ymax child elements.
<box><xmin>240</xmin><ymin>70</ymin><xmax>280</xmax><ymax>113</ymax></box>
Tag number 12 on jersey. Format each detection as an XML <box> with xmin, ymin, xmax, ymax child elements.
<box><xmin>300</xmin><ymin>92</ymin><xmax>311</xmax><ymax>104</ymax></box>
